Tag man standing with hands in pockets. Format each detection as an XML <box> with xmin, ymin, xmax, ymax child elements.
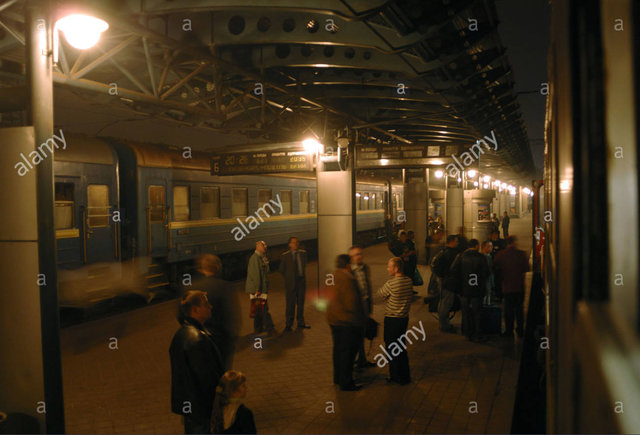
<box><xmin>279</xmin><ymin>236</ymin><xmax>310</xmax><ymax>331</ymax></box>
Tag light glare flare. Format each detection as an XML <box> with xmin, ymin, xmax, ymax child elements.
<box><xmin>302</xmin><ymin>138</ymin><xmax>321</xmax><ymax>154</ymax></box>
<box><xmin>56</xmin><ymin>14</ymin><xmax>109</xmax><ymax>50</ymax></box>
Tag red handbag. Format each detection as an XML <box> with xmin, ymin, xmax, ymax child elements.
<box><xmin>250</xmin><ymin>298</ymin><xmax>266</xmax><ymax>318</ymax></box>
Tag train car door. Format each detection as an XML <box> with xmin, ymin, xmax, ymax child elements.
<box><xmin>84</xmin><ymin>184</ymin><xmax>116</xmax><ymax>263</ymax></box>
<box><xmin>147</xmin><ymin>184</ymin><xmax>168</xmax><ymax>256</ymax></box>
<box><xmin>55</xmin><ymin>177</ymin><xmax>83</xmax><ymax>267</ymax></box>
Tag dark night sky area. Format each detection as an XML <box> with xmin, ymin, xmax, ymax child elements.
<box><xmin>494</xmin><ymin>0</ymin><xmax>550</xmax><ymax>174</ymax></box>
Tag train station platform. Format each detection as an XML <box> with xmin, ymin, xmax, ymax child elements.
<box><xmin>60</xmin><ymin>216</ymin><xmax>533</xmax><ymax>434</ymax></box>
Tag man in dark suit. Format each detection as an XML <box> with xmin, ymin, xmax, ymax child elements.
<box><xmin>279</xmin><ymin>236</ymin><xmax>310</xmax><ymax>331</ymax></box>
<box><xmin>349</xmin><ymin>245</ymin><xmax>375</xmax><ymax>368</ymax></box>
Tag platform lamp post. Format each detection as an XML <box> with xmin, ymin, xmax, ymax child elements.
<box><xmin>25</xmin><ymin>3</ymin><xmax>108</xmax><ymax>432</ymax></box>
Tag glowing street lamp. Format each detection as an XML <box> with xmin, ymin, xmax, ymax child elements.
<box><xmin>302</xmin><ymin>138</ymin><xmax>322</xmax><ymax>154</ymax></box>
<box><xmin>56</xmin><ymin>14</ymin><xmax>109</xmax><ymax>49</ymax></box>
<box><xmin>54</xmin><ymin>14</ymin><xmax>109</xmax><ymax>62</ymax></box>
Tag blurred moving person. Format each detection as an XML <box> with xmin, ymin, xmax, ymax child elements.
<box><xmin>493</xmin><ymin>236</ymin><xmax>529</xmax><ymax>338</ymax></box>
<box><xmin>170</xmin><ymin>291</ymin><xmax>224</xmax><ymax>434</ymax></box>
<box><xmin>193</xmin><ymin>254</ymin><xmax>240</xmax><ymax>371</ymax></box>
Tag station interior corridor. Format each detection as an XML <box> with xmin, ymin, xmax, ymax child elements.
<box><xmin>60</xmin><ymin>216</ymin><xmax>532</xmax><ymax>434</ymax></box>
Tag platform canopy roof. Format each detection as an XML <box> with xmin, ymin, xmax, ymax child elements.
<box><xmin>0</xmin><ymin>0</ymin><xmax>537</xmax><ymax>184</ymax></box>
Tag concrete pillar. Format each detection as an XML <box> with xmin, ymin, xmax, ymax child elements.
<box><xmin>0</xmin><ymin>4</ymin><xmax>64</xmax><ymax>432</ymax></box>
<box><xmin>0</xmin><ymin>127</ymin><xmax>46</xmax><ymax>434</ymax></box>
<box><xmin>498</xmin><ymin>191</ymin><xmax>507</xmax><ymax>216</ymax></box>
<box><xmin>446</xmin><ymin>187</ymin><xmax>463</xmax><ymax>235</ymax></box>
<box><xmin>317</xmin><ymin>170</ymin><xmax>353</xmax><ymax>289</ymax></box>
<box><xmin>404</xmin><ymin>181</ymin><xmax>427</xmax><ymax>264</ymax></box>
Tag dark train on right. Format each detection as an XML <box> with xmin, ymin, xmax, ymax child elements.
<box><xmin>515</xmin><ymin>0</ymin><xmax>640</xmax><ymax>433</ymax></box>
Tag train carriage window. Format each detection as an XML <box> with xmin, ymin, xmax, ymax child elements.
<box><xmin>173</xmin><ymin>186</ymin><xmax>190</xmax><ymax>221</ymax></box>
<box><xmin>87</xmin><ymin>185</ymin><xmax>110</xmax><ymax>227</ymax></box>
<box><xmin>356</xmin><ymin>192</ymin><xmax>362</xmax><ymax>210</ymax></box>
<box><xmin>257</xmin><ymin>189</ymin><xmax>272</xmax><ymax>208</ymax></box>
<box><xmin>149</xmin><ymin>186</ymin><xmax>165</xmax><ymax>222</ymax></box>
<box><xmin>299</xmin><ymin>190</ymin><xmax>310</xmax><ymax>214</ymax></box>
<box><xmin>371</xmin><ymin>193</ymin><xmax>377</xmax><ymax>209</ymax></box>
<box><xmin>280</xmin><ymin>190</ymin><xmax>292</xmax><ymax>214</ymax></box>
<box><xmin>200</xmin><ymin>187</ymin><xmax>220</xmax><ymax>219</ymax></box>
<box><xmin>232</xmin><ymin>188</ymin><xmax>248</xmax><ymax>217</ymax></box>
<box><xmin>363</xmin><ymin>192</ymin><xmax>370</xmax><ymax>210</ymax></box>
<box><xmin>54</xmin><ymin>182</ymin><xmax>74</xmax><ymax>229</ymax></box>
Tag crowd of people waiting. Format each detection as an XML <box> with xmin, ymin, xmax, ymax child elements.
<box><xmin>429</xmin><ymin>230</ymin><xmax>529</xmax><ymax>342</ymax></box>
<box><xmin>167</xmin><ymin>218</ymin><xmax>528</xmax><ymax>433</ymax></box>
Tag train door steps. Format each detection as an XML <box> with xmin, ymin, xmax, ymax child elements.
<box><xmin>146</xmin><ymin>261</ymin><xmax>172</xmax><ymax>303</ymax></box>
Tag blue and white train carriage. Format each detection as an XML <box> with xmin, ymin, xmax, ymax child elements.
<box><xmin>53</xmin><ymin>135</ymin><xmax>403</xmax><ymax>306</ymax></box>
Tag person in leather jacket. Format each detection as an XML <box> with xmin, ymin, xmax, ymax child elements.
<box><xmin>170</xmin><ymin>290</ymin><xmax>224</xmax><ymax>434</ymax></box>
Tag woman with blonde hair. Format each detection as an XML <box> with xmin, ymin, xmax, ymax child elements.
<box><xmin>210</xmin><ymin>370</ymin><xmax>256</xmax><ymax>434</ymax></box>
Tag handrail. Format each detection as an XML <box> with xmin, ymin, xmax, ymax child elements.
<box><xmin>146</xmin><ymin>207</ymin><xmax>151</xmax><ymax>254</ymax></box>
<box><xmin>81</xmin><ymin>208</ymin><xmax>87</xmax><ymax>264</ymax></box>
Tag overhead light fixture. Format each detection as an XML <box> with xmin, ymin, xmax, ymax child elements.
<box><xmin>55</xmin><ymin>14</ymin><xmax>109</xmax><ymax>50</ymax></box>
<box><xmin>467</xmin><ymin>169</ymin><xmax>477</xmax><ymax>178</ymax></box>
<box><xmin>483</xmin><ymin>183</ymin><xmax>489</xmax><ymax>189</ymax></box>
<box><xmin>483</xmin><ymin>175</ymin><xmax>490</xmax><ymax>183</ymax></box>
<box><xmin>435</xmin><ymin>170</ymin><xmax>444</xmax><ymax>179</ymax></box>
<box><xmin>473</xmin><ymin>181</ymin><xmax>479</xmax><ymax>187</ymax></box>
<box><xmin>380</xmin><ymin>159</ymin><xmax>389</xmax><ymax>165</ymax></box>
<box><xmin>302</xmin><ymin>138</ymin><xmax>321</xmax><ymax>154</ymax></box>
<box><xmin>457</xmin><ymin>177</ymin><xmax>462</xmax><ymax>182</ymax></box>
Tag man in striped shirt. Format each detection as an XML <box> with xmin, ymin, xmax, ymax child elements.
<box><xmin>378</xmin><ymin>257</ymin><xmax>414</xmax><ymax>385</ymax></box>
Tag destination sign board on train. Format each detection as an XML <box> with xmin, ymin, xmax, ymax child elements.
<box><xmin>211</xmin><ymin>150</ymin><xmax>313</xmax><ymax>175</ymax></box>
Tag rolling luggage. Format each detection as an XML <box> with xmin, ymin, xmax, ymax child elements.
<box><xmin>480</xmin><ymin>296</ymin><xmax>502</xmax><ymax>334</ymax></box>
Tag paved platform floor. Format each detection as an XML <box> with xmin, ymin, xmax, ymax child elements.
<box><xmin>60</xmin><ymin>216</ymin><xmax>533</xmax><ymax>434</ymax></box>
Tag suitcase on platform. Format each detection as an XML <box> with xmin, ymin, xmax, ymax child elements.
<box><xmin>480</xmin><ymin>303</ymin><xmax>502</xmax><ymax>334</ymax></box>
